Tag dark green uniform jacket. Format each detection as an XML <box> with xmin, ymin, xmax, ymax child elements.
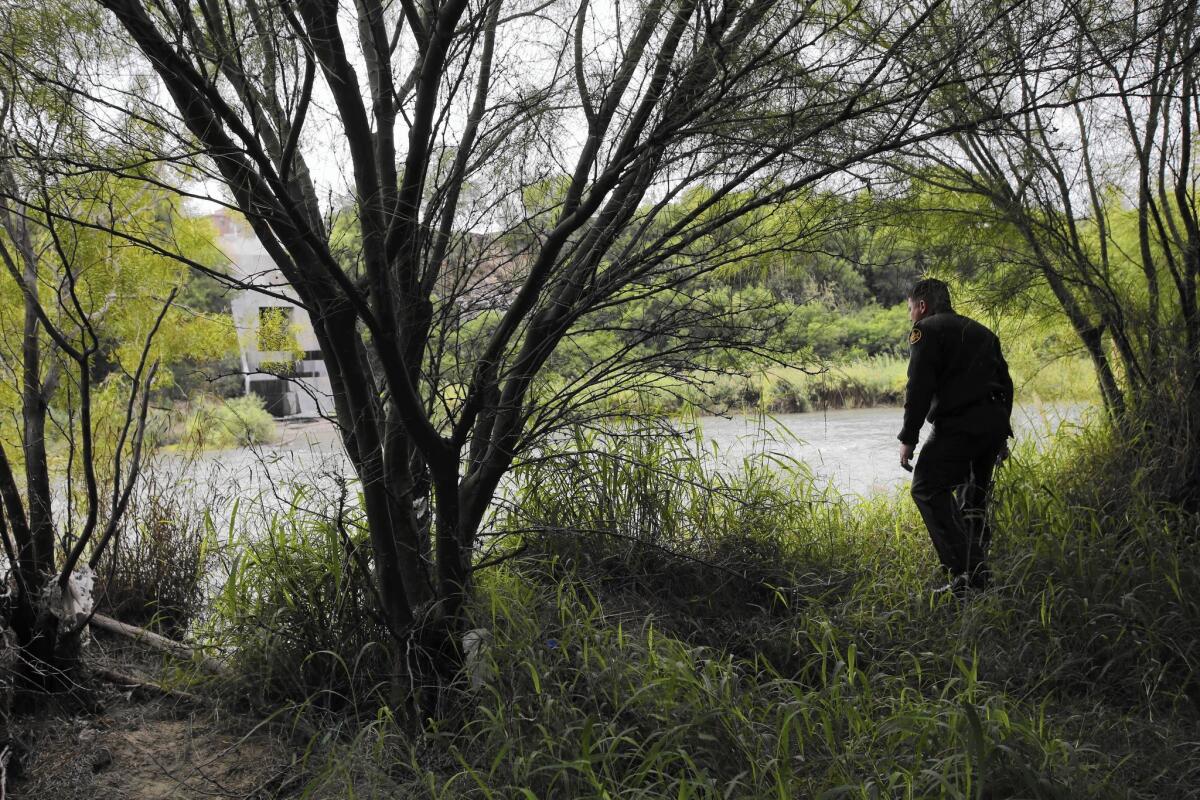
<box><xmin>898</xmin><ymin>311</ymin><xmax>1014</xmax><ymax>446</ymax></box>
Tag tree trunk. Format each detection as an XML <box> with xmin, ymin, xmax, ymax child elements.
<box><xmin>434</xmin><ymin>480</ymin><xmax>469</xmax><ymax>630</ymax></box>
<box><xmin>4</xmin><ymin>209</ymin><xmax>56</xmax><ymax>571</ymax></box>
<box><xmin>1079</xmin><ymin>327</ymin><xmax>1126</xmax><ymax>417</ymax></box>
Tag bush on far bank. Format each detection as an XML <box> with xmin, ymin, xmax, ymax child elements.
<box><xmin>179</xmin><ymin>394</ymin><xmax>278</xmax><ymax>450</ymax></box>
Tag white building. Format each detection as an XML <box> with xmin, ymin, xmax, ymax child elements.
<box><xmin>213</xmin><ymin>215</ymin><xmax>334</xmax><ymax>418</ymax></box>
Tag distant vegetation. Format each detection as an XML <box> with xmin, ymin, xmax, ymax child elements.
<box><xmin>179</xmin><ymin>395</ymin><xmax>278</xmax><ymax>451</ymax></box>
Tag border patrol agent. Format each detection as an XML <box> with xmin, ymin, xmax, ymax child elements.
<box><xmin>898</xmin><ymin>279</ymin><xmax>1013</xmax><ymax>595</ymax></box>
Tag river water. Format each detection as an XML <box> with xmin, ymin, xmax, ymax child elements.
<box><xmin>676</xmin><ymin>403</ymin><xmax>1086</xmax><ymax>496</ymax></box>
<box><xmin>152</xmin><ymin>402</ymin><xmax>1088</xmax><ymax>530</ymax></box>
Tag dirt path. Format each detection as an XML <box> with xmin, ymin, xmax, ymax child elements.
<box><xmin>6</xmin><ymin>646</ymin><xmax>295</xmax><ymax>799</ymax></box>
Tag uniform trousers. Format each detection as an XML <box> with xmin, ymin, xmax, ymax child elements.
<box><xmin>910</xmin><ymin>411</ymin><xmax>1008</xmax><ymax>585</ymax></box>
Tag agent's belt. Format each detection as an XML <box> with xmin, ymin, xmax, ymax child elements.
<box><xmin>934</xmin><ymin>390</ymin><xmax>1008</xmax><ymax>421</ymax></box>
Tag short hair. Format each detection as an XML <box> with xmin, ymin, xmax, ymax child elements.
<box><xmin>907</xmin><ymin>278</ymin><xmax>953</xmax><ymax>314</ymax></box>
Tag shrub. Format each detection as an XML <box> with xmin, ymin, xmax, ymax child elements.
<box><xmin>207</xmin><ymin>492</ymin><xmax>393</xmax><ymax>713</ymax></box>
<box><xmin>500</xmin><ymin>423</ymin><xmax>880</xmax><ymax>638</ymax></box>
<box><xmin>91</xmin><ymin>468</ymin><xmax>216</xmax><ymax>638</ymax></box>
<box><xmin>181</xmin><ymin>394</ymin><xmax>277</xmax><ymax>450</ymax></box>
<box><xmin>986</xmin><ymin>397</ymin><xmax>1200</xmax><ymax>710</ymax></box>
<box><xmin>437</xmin><ymin>415</ymin><xmax>1196</xmax><ymax>799</ymax></box>
<box><xmin>297</xmin><ymin>570</ymin><xmax>1100</xmax><ymax>799</ymax></box>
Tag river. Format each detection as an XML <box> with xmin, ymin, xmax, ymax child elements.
<box><xmin>676</xmin><ymin>403</ymin><xmax>1086</xmax><ymax>496</ymax></box>
<box><xmin>150</xmin><ymin>402</ymin><xmax>1088</xmax><ymax>532</ymax></box>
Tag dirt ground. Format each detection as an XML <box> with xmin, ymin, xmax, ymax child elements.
<box><xmin>3</xmin><ymin>637</ymin><xmax>296</xmax><ymax>799</ymax></box>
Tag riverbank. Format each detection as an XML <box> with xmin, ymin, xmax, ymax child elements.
<box><xmin>243</xmin><ymin>411</ymin><xmax>1200</xmax><ymax>798</ymax></box>
<box><xmin>157</xmin><ymin>352</ymin><xmax>1099</xmax><ymax>461</ymax></box>
<box><xmin>606</xmin><ymin>352</ymin><xmax>1098</xmax><ymax>415</ymax></box>
<box><xmin>9</xmin><ymin>406</ymin><xmax>1196</xmax><ymax>798</ymax></box>
<box><xmin>160</xmin><ymin>402</ymin><xmax>1085</xmax><ymax>510</ymax></box>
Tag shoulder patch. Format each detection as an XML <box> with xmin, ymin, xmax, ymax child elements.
<box><xmin>909</xmin><ymin>328</ymin><xmax>922</xmax><ymax>345</ymax></box>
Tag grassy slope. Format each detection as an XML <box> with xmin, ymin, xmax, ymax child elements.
<box><xmin>265</xmin><ymin>416</ymin><xmax>1198</xmax><ymax>799</ymax></box>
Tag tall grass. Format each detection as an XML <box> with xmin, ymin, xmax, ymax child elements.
<box><xmin>172</xmin><ymin>393</ymin><xmax>1198</xmax><ymax>799</ymax></box>
<box><xmin>274</xmin><ymin>411</ymin><xmax>1199</xmax><ymax>799</ymax></box>
<box><xmin>205</xmin><ymin>488</ymin><xmax>394</xmax><ymax>715</ymax></box>
<box><xmin>90</xmin><ymin>467</ymin><xmax>217</xmax><ymax>638</ymax></box>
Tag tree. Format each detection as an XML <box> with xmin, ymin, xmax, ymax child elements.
<box><xmin>890</xmin><ymin>0</ymin><xmax>1200</xmax><ymax>422</ymax></box>
<box><xmin>84</xmin><ymin>0</ymin><xmax>1068</xmax><ymax>706</ymax></box>
<box><xmin>0</xmin><ymin>1</ymin><xmax>233</xmax><ymax>685</ymax></box>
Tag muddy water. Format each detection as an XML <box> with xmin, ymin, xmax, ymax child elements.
<box><xmin>685</xmin><ymin>403</ymin><xmax>1088</xmax><ymax>497</ymax></box>
<box><xmin>155</xmin><ymin>402</ymin><xmax>1089</xmax><ymax>531</ymax></box>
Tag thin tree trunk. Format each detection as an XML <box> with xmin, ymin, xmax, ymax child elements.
<box><xmin>434</xmin><ymin>477</ymin><xmax>469</xmax><ymax>628</ymax></box>
<box><xmin>22</xmin><ymin>299</ymin><xmax>54</xmax><ymax>571</ymax></box>
<box><xmin>1080</xmin><ymin>326</ymin><xmax>1126</xmax><ymax>416</ymax></box>
<box><xmin>0</xmin><ymin>443</ymin><xmax>38</xmax><ymax>652</ymax></box>
<box><xmin>1</xmin><ymin>202</ymin><xmax>56</xmax><ymax>571</ymax></box>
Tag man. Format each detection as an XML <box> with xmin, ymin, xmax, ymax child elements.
<box><xmin>898</xmin><ymin>278</ymin><xmax>1013</xmax><ymax>596</ymax></box>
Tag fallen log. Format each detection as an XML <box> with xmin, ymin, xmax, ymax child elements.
<box><xmin>93</xmin><ymin>667</ymin><xmax>206</xmax><ymax>705</ymax></box>
<box><xmin>89</xmin><ymin>613</ymin><xmax>228</xmax><ymax>676</ymax></box>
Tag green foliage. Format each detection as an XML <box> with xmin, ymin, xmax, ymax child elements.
<box><xmin>881</xmin><ymin>176</ymin><xmax>1017</xmax><ymax>291</ymax></box>
<box><xmin>393</xmin><ymin>178</ymin><xmax>1099</xmax><ymax>424</ymax></box>
<box><xmin>399</xmin><ymin>581</ymin><xmax>1084</xmax><ymax>799</ymax></box>
<box><xmin>500</xmin><ymin>424</ymin><xmax>828</xmax><ymax>622</ymax></box>
<box><xmin>0</xmin><ymin>190</ymin><xmax>235</xmax><ymax>382</ymax></box>
<box><xmin>257</xmin><ymin>306</ymin><xmax>301</xmax><ymax>354</ymax></box>
<box><xmin>520</xmin><ymin>294</ymin><xmax>1097</xmax><ymax>418</ymax></box>
<box><xmin>180</xmin><ymin>395</ymin><xmax>277</xmax><ymax>450</ymax></box>
<box><xmin>0</xmin><ymin>183</ymin><xmax>238</xmax><ymax>472</ymax></box>
<box><xmin>664</xmin><ymin>189</ymin><xmax>923</xmax><ymax>308</ymax></box>
<box><xmin>989</xmin><ymin>395</ymin><xmax>1200</xmax><ymax>710</ymax></box>
<box><xmin>280</xmin><ymin>413</ymin><xmax>1196</xmax><ymax>798</ymax></box>
<box><xmin>759</xmin><ymin>357</ymin><xmax>910</xmax><ymax>412</ymax></box>
<box><xmin>91</xmin><ymin>468</ymin><xmax>217</xmax><ymax>638</ymax></box>
<box><xmin>767</xmin><ymin>302</ymin><xmax>911</xmax><ymax>358</ymax></box>
<box><xmin>208</xmin><ymin>490</ymin><xmax>393</xmax><ymax>712</ymax></box>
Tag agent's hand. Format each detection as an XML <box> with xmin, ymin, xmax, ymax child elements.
<box><xmin>899</xmin><ymin>442</ymin><xmax>915</xmax><ymax>472</ymax></box>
